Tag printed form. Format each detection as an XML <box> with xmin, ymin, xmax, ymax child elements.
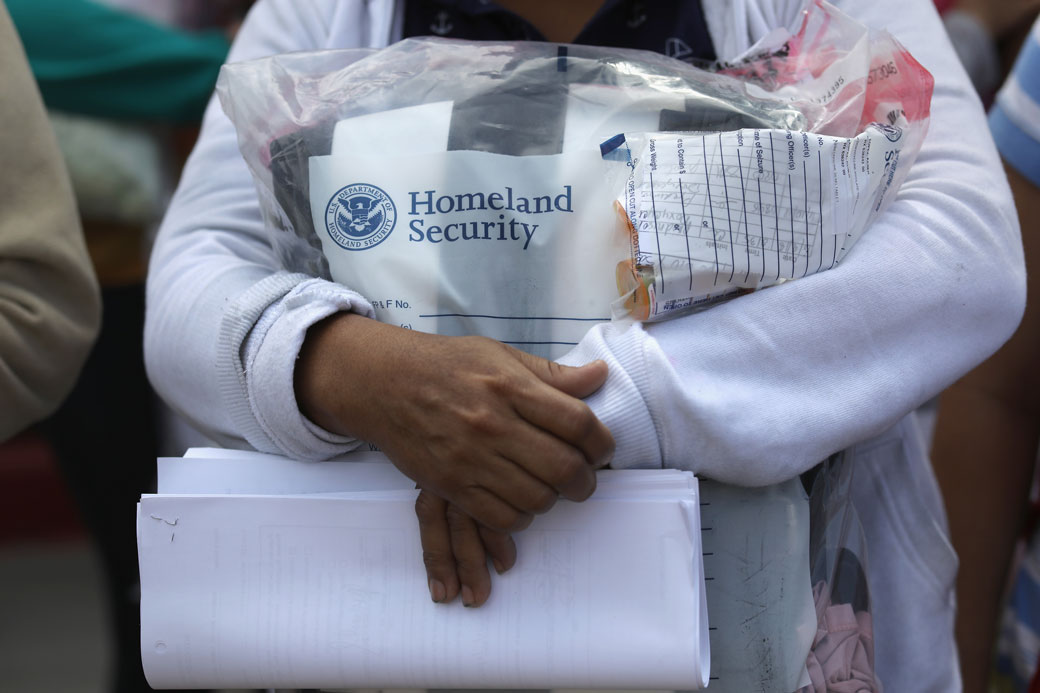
<box><xmin>617</xmin><ymin>125</ymin><xmax>902</xmax><ymax>319</ymax></box>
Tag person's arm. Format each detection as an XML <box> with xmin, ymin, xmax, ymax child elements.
<box><xmin>555</xmin><ymin>0</ymin><xmax>1026</xmax><ymax>485</ymax></box>
<box><xmin>0</xmin><ymin>0</ymin><xmax>101</xmax><ymax>441</ymax></box>
<box><xmin>941</xmin><ymin>0</ymin><xmax>1040</xmax><ymax>97</ymax></box>
<box><xmin>145</xmin><ymin>0</ymin><xmax>368</xmax><ymax>455</ymax></box>
<box><xmin>931</xmin><ymin>162</ymin><xmax>1040</xmax><ymax>693</ymax></box>
<box><xmin>931</xmin><ymin>19</ymin><xmax>1040</xmax><ymax>689</ymax></box>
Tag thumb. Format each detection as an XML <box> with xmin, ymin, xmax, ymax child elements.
<box><xmin>514</xmin><ymin>351</ymin><xmax>608</xmax><ymax>399</ymax></box>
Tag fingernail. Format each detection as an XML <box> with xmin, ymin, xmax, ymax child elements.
<box><xmin>461</xmin><ymin>584</ymin><xmax>475</xmax><ymax>607</ymax></box>
<box><xmin>429</xmin><ymin>578</ymin><xmax>446</xmax><ymax>603</ymax></box>
<box><xmin>492</xmin><ymin>558</ymin><xmax>505</xmax><ymax>574</ymax></box>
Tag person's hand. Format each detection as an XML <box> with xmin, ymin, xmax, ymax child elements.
<box><xmin>414</xmin><ymin>489</ymin><xmax>515</xmax><ymax>606</ymax></box>
<box><xmin>295</xmin><ymin>313</ymin><xmax>615</xmax><ymax>532</ymax></box>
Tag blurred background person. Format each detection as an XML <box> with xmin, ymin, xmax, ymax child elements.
<box><xmin>0</xmin><ymin>0</ymin><xmax>250</xmax><ymax>690</ymax></box>
<box><xmin>0</xmin><ymin>4</ymin><xmax>102</xmax><ymax>685</ymax></box>
<box><xmin>940</xmin><ymin>0</ymin><xmax>1040</xmax><ymax>100</ymax></box>
<box><xmin>0</xmin><ymin>0</ymin><xmax>100</xmax><ymax>444</ymax></box>
<box><xmin>932</xmin><ymin>9</ymin><xmax>1040</xmax><ymax>693</ymax></box>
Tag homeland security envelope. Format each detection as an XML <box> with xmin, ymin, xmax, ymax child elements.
<box><xmin>309</xmin><ymin>145</ymin><xmax>628</xmax><ymax>358</ymax></box>
<box><xmin>307</xmin><ymin>91</ymin><xmax>634</xmax><ymax>356</ymax></box>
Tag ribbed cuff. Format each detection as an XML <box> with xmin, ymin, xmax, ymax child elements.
<box><xmin>557</xmin><ymin>321</ymin><xmax>663</xmax><ymax>469</ymax></box>
<box><xmin>218</xmin><ymin>272</ymin><xmax>375</xmax><ymax>459</ymax></box>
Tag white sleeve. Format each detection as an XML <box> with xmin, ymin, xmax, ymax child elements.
<box><xmin>145</xmin><ymin>0</ymin><xmax>378</xmax><ymax>457</ymax></box>
<box><xmin>560</xmin><ymin>0</ymin><xmax>1026</xmax><ymax>485</ymax></box>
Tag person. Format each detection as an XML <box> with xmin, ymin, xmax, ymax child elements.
<box><xmin>932</xmin><ymin>15</ymin><xmax>1040</xmax><ymax>692</ymax></box>
<box><xmin>941</xmin><ymin>0</ymin><xmax>1040</xmax><ymax>99</ymax></box>
<box><xmin>8</xmin><ymin>2</ymin><xmax>233</xmax><ymax>690</ymax></box>
<box><xmin>144</xmin><ymin>1</ymin><xmax>1026</xmax><ymax>690</ymax></box>
<box><xmin>0</xmin><ymin>0</ymin><xmax>100</xmax><ymax>444</ymax></box>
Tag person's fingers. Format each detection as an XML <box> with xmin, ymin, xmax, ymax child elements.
<box><xmin>478</xmin><ymin>524</ymin><xmax>517</xmax><ymax>575</ymax></box>
<box><xmin>479</xmin><ymin>432</ymin><xmax>595</xmax><ymax>504</ymax></box>
<box><xmin>451</xmin><ymin>484</ymin><xmax>535</xmax><ymax>534</ymax></box>
<box><xmin>535</xmin><ymin>395</ymin><xmax>614</xmax><ymax>471</ymax></box>
<box><xmin>415</xmin><ymin>490</ymin><xmax>518</xmax><ymax>607</ymax></box>
<box><xmin>465</xmin><ymin>452</ymin><xmax>560</xmax><ymax>515</ymax></box>
<box><xmin>507</xmin><ymin>353</ymin><xmax>615</xmax><ymax>472</ymax></box>
<box><xmin>514</xmin><ymin>351</ymin><xmax>609</xmax><ymax>399</ymax></box>
<box><xmin>446</xmin><ymin>505</ymin><xmax>492</xmax><ymax>607</ymax></box>
<box><xmin>414</xmin><ymin>490</ymin><xmax>460</xmax><ymax>603</ymax></box>
<box><xmin>507</xmin><ymin>391</ymin><xmax>613</xmax><ymax>496</ymax></box>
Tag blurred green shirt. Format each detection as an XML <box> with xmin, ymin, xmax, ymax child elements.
<box><xmin>7</xmin><ymin>0</ymin><xmax>229</xmax><ymax>123</ymax></box>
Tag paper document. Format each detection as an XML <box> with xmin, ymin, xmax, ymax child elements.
<box><xmin>608</xmin><ymin>125</ymin><xmax>904</xmax><ymax>320</ymax></box>
<box><xmin>139</xmin><ymin>449</ymin><xmax>710</xmax><ymax>690</ymax></box>
<box><xmin>159</xmin><ymin>447</ymin><xmax>410</xmax><ymax>495</ymax></box>
<box><xmin>308</xmin><ymin>148</ymin><xmax>628</xmax><ymax>360</ymax></box>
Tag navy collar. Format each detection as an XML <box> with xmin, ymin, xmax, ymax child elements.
<box><xmin>403</xmin><ymin>0</ymin><xmax>714</xmax><ymax>64</ymax></box>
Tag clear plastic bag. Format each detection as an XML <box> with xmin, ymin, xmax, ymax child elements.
<box><xmin>216</xmin><ymin>37</ymin><xmax>811</xmax><ymax>358</ymax></box>
<box><xmin>214</xmin><ymin>0</ymin><xmax>930</xmax><ymax>355</ymax></box>
<box><xmin>216</xmin><ymin>38</ymin><xmax>809</xmax><ymax>281</ymax></box>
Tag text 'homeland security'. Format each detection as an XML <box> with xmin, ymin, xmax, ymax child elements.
<box><xmin>407</xmin><ymin>186</ymin><xmax>574</xmax><ymax>250</ymax></box>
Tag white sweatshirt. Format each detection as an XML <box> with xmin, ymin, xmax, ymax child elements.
<box><xmin>145</xmin><ymin>1</ymin><xmax>1025</xmax><ymax>690</ymax></box>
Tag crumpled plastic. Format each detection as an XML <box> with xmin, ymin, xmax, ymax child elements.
<box><xmin>795</xmin><ymin>455</ymin><xmax>882</xmax><ymax>693</ymax></box>
<box><xmin>215</xmin><ymin>0</ymin><xmax>932</xmax><ymax>332</ymax></box>
<box><xmin>802</xmin><ymin>581</ymin><xmax>879</xmax><ymax>693</ymax></box>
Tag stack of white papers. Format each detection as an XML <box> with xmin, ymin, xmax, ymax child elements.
<box><xmin>138</xmin><ymin>448</ymin><xmax>710</xmax><ymax>690</ymax></box>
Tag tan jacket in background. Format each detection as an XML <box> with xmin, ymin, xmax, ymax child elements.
<box><xmin>0</xmin><ymin>0</ymin><xmax>100</xmax><ymax>441</ymax></box>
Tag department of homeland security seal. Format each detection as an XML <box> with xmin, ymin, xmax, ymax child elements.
<box><xmin>872</xmin><ymin>122</ymin><xmax>903</xmax><ymax>143</ymax></box>
<box><xmin>324</xmin><ymin>183</ymin><xmax>397</xmax><ymax>251</ymax></box>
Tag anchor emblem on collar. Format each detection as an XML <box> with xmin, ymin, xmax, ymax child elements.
<box><xmin>430</xmin><ymin>10</ymin><xmax>454</xmax><ymax>35</ymax></box>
